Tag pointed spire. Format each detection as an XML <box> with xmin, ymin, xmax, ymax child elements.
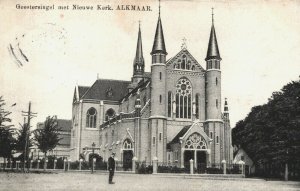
<box><xmin>205</xmin><ymin>8</ymin><xmax>221</xmax><ymax>61</ymax></box>
<box><xmin>151</xmin><ymin>0</ymin><xmax>167</xmax><ymax>55</ymax></box>
<box><xmin>133</xmin><ymin>21</ymin><xmax>144</xmax><ymax>74</ymax></box>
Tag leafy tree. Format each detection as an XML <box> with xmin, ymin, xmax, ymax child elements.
<box><xmin>15</xmin><ymin>123</ymin><xmax>33</xmax><ymax>161</ymax></box>
<box><xmin>33</xmin><ymin>116</ymin><xmax>61</xmax><ymax>170</ymax></box>
<box><xmin>232</xmin><ymin>78</ymin><xmax>300</xmax><ymax>170</ymax></box>
<box><xmin>0</xmin><ymin>96</ymin><xmax>15</xmax><ymax>169</ymax></box>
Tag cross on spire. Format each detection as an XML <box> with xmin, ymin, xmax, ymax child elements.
<box><xmin>159</xmin><ymin>0</ymin><xmax>161</xmax><ymax>16</ymax></box>
<box><xmin>211</xmin><ymin>7</ymin><xmax>214</xmax><ymax>24</ymax></box>
<box><xmin>181</xmin><ymin>37</ymin><xmax>187</xmax><ymax>49</ymax></box>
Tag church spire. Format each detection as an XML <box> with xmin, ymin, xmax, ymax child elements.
<box><xmin>224</xmin><ymin>98</ymin><xmax>229</xmax><ymax>119</ymax></box>
<box><xmin>151</xmin><ymin>0</ymin><xmax>167</xmax><ymax>55</ymax></box>
<box><xmin>205</xmin><ymin>8</ymin><xmax>221</xmax><ymax>61</ymax></box>
<box><xmin>133</xmin><ymin>21</ymin><xmax>144</xmax><ymax>75</ymax></box>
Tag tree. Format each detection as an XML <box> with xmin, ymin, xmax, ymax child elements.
<box><xmin>0</xmin><ymin>96</ymin><xmax>15</xmax><ymax>169</ymax></box>
<box><xmin>33</xmin><ymin>116</ymin><xmax>61</xmax><ymax>170</ymax></box>
<box><xmin>15</xmin><ymin>123</ymin><xmax>33</xmax><ymax>161</ymax></box>
<box><xmin>232</xmin><ymin>78</ymin><xmax>300</xmax><ymax>178</ymax></box>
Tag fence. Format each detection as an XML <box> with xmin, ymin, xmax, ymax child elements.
<box><xmin>0</xmin><ymin>158</ymin><xmax>246</xmax><ymax>176</ymax></box>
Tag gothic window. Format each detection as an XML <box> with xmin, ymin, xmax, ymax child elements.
<box><xmin>105</xmin><ymin>108</ymin><xmax>115</xmax><ymax>121</ymax></box>
<box><xmin>86</xmin><ymin>107</ymin><xmax>97</xmax><ymax>128</ymax></box>
<box><xmin>195</xmin><ymin>93</ymin><xmax>200</xmax><ymax>119</ymax></box>
<box><xmin>174</xmin><ymin>55</ymin><xmax>195</xmax><ymax>71</ymax></box>
<box><xmin>159</xmin><ymin>72</ymin><xmax>162</xmax><ymax>80</ymax></box>
<box><xmin>191</xmin><ymin>65</ymin><xmax>195</xmax><ymax>70</ymax></box>
<box><xmin>184</xmin><ymin>133</ymin><xmax>207</xmax><ymax>149</ymax></box>
<box><xmin>123</xmin><ymin>139</ymin><xmax>133</xmax><ymax>150</ymax></box>
<box><xmin>168</xmin><ymin>91</ymin><xmax>172</xmax><ymax>117</ymax></box>
<box><xmin>175</xmin><ymin>78</ymin><xmax>192</xmax><ymax>119</ymax></box>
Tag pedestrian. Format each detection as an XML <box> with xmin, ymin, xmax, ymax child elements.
<box><xmin>108</xmin><ymin>152</ymin><xmax>116</xmax><ymax>184</ymax></box>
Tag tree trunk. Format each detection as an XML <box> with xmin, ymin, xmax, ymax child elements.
<box><xmin>44</xmin><ymin>152</ymin><xmax>47</xmax><ymax>171</ymax></box>
<box><xmin>3</xmin><ymin>158</ymin><xmax>6</xmax><ymax>171</ymax></box>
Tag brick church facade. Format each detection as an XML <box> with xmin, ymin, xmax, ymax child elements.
<box><xmin>70</xmin><ymin>9</ymin><xmax>233</xmax><ymax>169</ymax></box>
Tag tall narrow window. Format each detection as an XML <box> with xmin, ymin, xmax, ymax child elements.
<box><xmin>152</xmin><ymin>137</ymin><xmax>156</xmax><ymax>146</ymax></box>
<box><xmin>216</xmin><ymin>99</ymin><xmax>218</xmax><ymax>108</ymax></box>
<box><xmin>210</xmin><ymin>132</ymin><xmax>213</xmax><ymax>139</ymax></box>
<box><xmin>216</xmin><ymin>77</ymin><xmax>218</xmax><ymax>86</ymax></box>
<box><xmin>168</xmin><ymin>92</ymin><xmax>172</xmax><ymax>117</ymax></box>
<box><xmin>159</xmin><ymin>133</ymin><xmax>162</xmax><ymax>141</ymax></box>
<box><xmin>105</xmin><ymin>108</ymin><xmax>115</xmax><ymax>121</ymax></box>
<box><xmin>159</xmin><ymin>72</ymin><xmax>162</xmax><ymax>80</ymax></box>
<box><xmin>216</xmin><ymin>136</ymin><xmax>219</xmax><ymax>144</ymax></box>
<box><xmin>175</xmin><ymin>78</ymin><xmax>192</xmax><ymax>119</ymax></box>
<box><xmin>195</xmin><ymin>94</ymin><xmax>200</xmax><ymax>119</ymax></box>
<box><xmin>159</xmin><ymin>95</ymin><xmax>162</xmax><ymax>104</ymax></box>
<box><xmin>86</xmin><ymin>107</ymin><xmax>97</xmax><ymax>128</ymax></box>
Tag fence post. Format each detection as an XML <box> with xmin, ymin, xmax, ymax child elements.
<box><xmin>239</xmin><ymin>161</ymin><xmax>245</xmax><ymax>176</ymax></box>
<box><xmin>153</xmin><ymin>157</ymin><xmax>158</xmax><ymax>174</ymax></box>
<box><xmin>44</xmin><ymin>160</ymin><xmax>48</xmax><ymax>170</ymax></box>
<box><xmin>37</xmin><ymin>160</ymin><xmax>41</xmax><ymax>169</ymax></box>
<box><xmin>284</xmin><ymin>163</ymin><xmax>288</xmax><ymax>181</ymax></box>
<box><xmin>16</xmin><ymin>161</ymin><xmax>19</xmax><ymax>170</ymax></box>
<box><xmin>63</xmin><ymin>159</ymin><xmax>67</xmax><ymax>171</ymax></box>
<box><xmin>114</xmin><ymin>158</ymin><xmax>118</xmax><ymax>172</ymax></box>
<box><xmin>222</xmin><ymin>160</ymin><xmax>226</xmax><ymax>175</ymax></box>
<box><xmin>68</xmin><ymin>159</ymin><xmax>71</xmax><ymax>171</ymax></box>
<box><xmin>132</xmin><ymin>157</ymin><xmax>137</xmax><ymax>172</ymax></box>
<box><xmin>190</xmin><ymin>159</ymin><xmax>194</xmax><ymax>174</ymax></box>
<box><xmin>79</xmin><ymin>159</ymin><xmax>82</xmax><ymax>171</ymax></box>
<box><xmin>54</xmin><ymin>159</ymin><xmax>57</xmax><ymax>170</ymax></box>
<box><xmin>29</xmin><ymin>160</ymin><xmax>32</xmax><ymax>170</ymax></box>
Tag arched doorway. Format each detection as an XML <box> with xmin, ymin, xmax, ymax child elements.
<box><xmin>122</xmin><ymin>139</ymin><xmax>133</xmax><ymax>170</ymax></box>
<box><xmin>183</xmin><ymin>133</ymin><xmax>208</xmax><ymax>171</ymax></box>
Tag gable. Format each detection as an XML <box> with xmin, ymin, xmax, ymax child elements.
<box><xmin>166</xmin><ymin>49</ymin><xmax>205</xmax><ymax>72</ymax></box>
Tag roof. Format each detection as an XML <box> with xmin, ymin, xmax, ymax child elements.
<box><xmin>82</xmin><ymin>79</ymin><xmax>131</xmax><ymax>101</ymax></box>
<box><xmin>205</xmin><ymin>24</ymin><xmax>221</xmax><ymax>61</ymax></box>
<box><xmin>37</xmin><ymin>119</ymin><xmax>71</xmax><ymax>132</ymax></box>
<box><xmin>168</xmin><ymin>125</ymin><xmax>191</xmax><ymax>145</ymax></box>
<box><xmin>134</xmin><ymin>24</ymin><xmax>144</xmax><ymax>68</ymax></box>
<box><xmin>151</xmin><ymin>16</ymin><xmax>167</xmax><ymax>55</ymax></box>
<box><xmin>78</xmin><ymin>86</ymin><xmax>90</xmax><ymax>98</ymax></box>
<box><xmin>121</xmin><ymin>79</ymin><xmax>150</xmax><ymax>101</ymax></box>
<box><xmin>57</xmin><ymin>119</ymin><xmax>72</xmax><ymax>132</ymax></box>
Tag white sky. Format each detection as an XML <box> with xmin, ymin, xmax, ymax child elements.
<box><xmin>1</xmin><ymin>0</ymin><xmax>300</xmax><ymax>130</ymax></box>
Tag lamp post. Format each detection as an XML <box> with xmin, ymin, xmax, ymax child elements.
<box><xmin>92</xmin><ymin>142</ymin><xmax>95</xmax><ymax>174</ymax></box>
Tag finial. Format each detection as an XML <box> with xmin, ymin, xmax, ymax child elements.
<box><xmin>159</xmin><ymin>0</ymin><xmax>161</xmax><ymax>17</ymax></box>
<box><xmin>181</xmin><ymin>37</ymin><xmax>187</xmax><ymax>49</ymax></box>
<box><xmin>211</xmin><ymin>7</ymin><xmax>214</xmax><ymax>24</ymax></box>
<box><xmin>138</xmin><ymin>20</ymin><xmax>141</xmax><ymax>28</ymax></box>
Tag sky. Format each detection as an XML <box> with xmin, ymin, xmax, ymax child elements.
<box><xmin>1</xmin><ymin>0</ymin><xmax>300</xmax><ymax>130</ymax></box>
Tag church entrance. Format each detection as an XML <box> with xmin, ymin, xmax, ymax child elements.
<box><xmin>122</xmin><ymin>139</ymin><xmax>134</xmax><ymax>171</ymax></box>
<box><xmin>123</xmin><ymin>150</ymin><xmax>133</xmax><ymax>171</ymax></box>
<box><xmin>182</xmin><ymin>133</ymin><xmax>209</xmax><ymax>172</ymax></box>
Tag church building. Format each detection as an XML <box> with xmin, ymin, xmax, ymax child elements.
<box><xmin>70</xmin><ymin>7</ymin><xmax>233</xmax><ymax>169</ymax></box>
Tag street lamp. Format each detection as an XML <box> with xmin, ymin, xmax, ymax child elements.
<box><xmin>92</xmin><ymin>142</ymin><xmax>95</xmax><ymax>174</ymax></box>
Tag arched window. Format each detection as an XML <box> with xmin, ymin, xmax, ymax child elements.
<box><xmin>168</xmin><ymin>91</ymin><xmax>172</xmax><ymax>117</ymax></box>
<box><xmin>105</xmin><ymin>108</ymin><xmax>115</xmax><ymax>121</ymax></box>
<box><xmin>195</xmin><ymin>93</ymin><xmax>200</xmax><ymax>119</ymax></box>
<box><xmin>86</xmin><ymin>107</ymin><xmax>97</xmax><ymax>128</ymax></box>
<box><xmin>175</xmin><ymin>78</ymin><xmax>192</xmax><ymax>119</ymax></box>
<box><xmin>123</xmin><ymin>139</ymin><xmax>133</xmax><ymax>150</ymax></box>
<box><xmin>184</xmin><ymin>133</ymin><xmax>207</xmax><ymax>149</ymax></box>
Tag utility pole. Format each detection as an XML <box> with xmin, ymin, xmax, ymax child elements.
<box><xmin>21</xmin><ymin>102</ymin><xmax>37</xmax><ymax>172</ymax></box>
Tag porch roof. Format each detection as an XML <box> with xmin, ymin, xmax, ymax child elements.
<box><xmin>168</xmin><ymin>125</ymin><xmax>191</xmax><ymax>145</ymax></box>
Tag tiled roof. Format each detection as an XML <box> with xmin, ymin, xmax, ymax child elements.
<box><xmin>78</xmin><ymin>86</ymin><xmax>90</xmax><ymax>98</ymax></box>
<box><xmin>82</xmin><ymin>79</ymin><xmax>131</xmax><ymax>101</ymax></box>
<box><xmin>121</xmin><ymin>79</ymin><xmax>150</xmax><ymax>101</ymax></box>
<box><xmin>57</xmin><ymin>119</ymin><xmax>72</xmax><ymax>132</ymax></box>
<box><xmin>168</xmin><ymin>125</ymin><xmax>191</xmax><ymax>145</ymax></box>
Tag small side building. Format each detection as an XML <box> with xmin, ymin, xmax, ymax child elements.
<box><xmin>233</xmin><ymin>147</ymin><xmax>255</xmax><ymax>175</ymax></box>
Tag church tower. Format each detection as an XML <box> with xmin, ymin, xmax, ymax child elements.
<box><xmin>205</xmin><ymin>9</ymin><xmax>223</xmax><ymax>164</ymax></box>
<box><xmin>149</xmin><ymin>2</ymin><xmax>168</xmax><ymax>162</ymax></box>
<box><xmin>130</xmin><ymin>23</ymin><xmax>145</xmax><ymax>89</ymax></box>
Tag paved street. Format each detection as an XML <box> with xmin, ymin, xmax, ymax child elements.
<box><xmin>0</xmin><ymin>172</ymin><xmax>299</xmax><ymax>191</ymax></box>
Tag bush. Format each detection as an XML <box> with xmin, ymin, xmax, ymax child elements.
<box><xmin>136</xmin><ymin>163</ymin><xmax>153</xmax><ymax>174</ymax></box>
<box><xmin>206</xmin><ymin>167</ymin><xmax>223</xmax><ymax>174</ymax></box>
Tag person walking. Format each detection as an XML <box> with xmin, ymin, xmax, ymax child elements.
<box><xmin>108</xmin><ymin>152</ymin><xmax>116</xmax><ymax>184</ymax></box>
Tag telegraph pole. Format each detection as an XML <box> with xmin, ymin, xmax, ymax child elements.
<box><xmin>21</xmin><ymin>102</ymin><xmax>37</xmax><ymax>172</ymax></box>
